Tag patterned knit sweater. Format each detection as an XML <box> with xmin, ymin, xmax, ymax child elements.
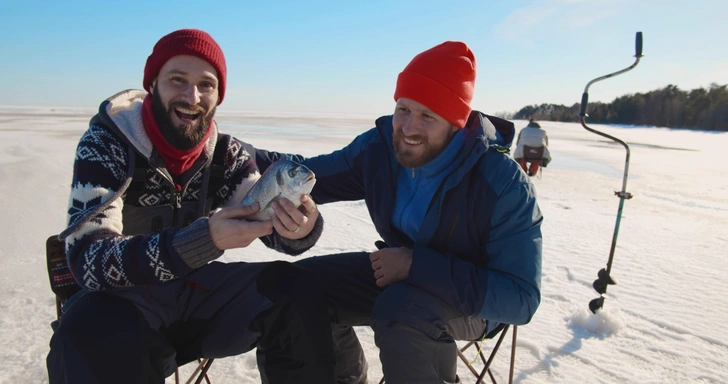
<box><xmin>60</xmin><ymin>89</ymin><xmax>321</xmax><ymax>291</ymax></box>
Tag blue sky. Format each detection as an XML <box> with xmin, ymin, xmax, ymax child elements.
<box><xmin>1</xmin><ymin>0</ymin><xmax>726</xmax><ymax>116</ymax></box>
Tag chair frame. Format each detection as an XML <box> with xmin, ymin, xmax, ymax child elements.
<box><xmin>174</xmin><ymin>358</ymin><xmax>214</xmax><ymax>384</ymax></box>
<box><xmin>457</xmin><ymin>325</ymin><xmax>517</xmax><ymax>384</ymax></box>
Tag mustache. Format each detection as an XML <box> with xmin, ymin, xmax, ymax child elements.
<box><xmin>394</xmin><ymin>131</ymin><xmax>425</xmax><ymax>142</ymax></box>
<box><xmin>169</xmin><ymin>101</ymin><xmax>207</xmax><ymax>114</ymax></box>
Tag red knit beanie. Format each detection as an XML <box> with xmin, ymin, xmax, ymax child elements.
<box><xmin>143</xmin><ymin>29</ymin><xmax>227</xmax><ymax>105</ymax></box>
<box><xmin>393</xmin><ymin>41</ymin><xmax>476</xmax><ymax>128</ymax></box>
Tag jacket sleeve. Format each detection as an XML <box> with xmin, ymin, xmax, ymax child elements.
<box><xmin>406</xmin><ymin>166</ymin><xmax>542</xmax><ymax>326</ymax></box>
<box><xmin>302</xmin><ymin>128</ymin><xmax>381</xmax><ymax>203</ymax></box>
<box><xmin>63</xmin><ymin>126</ymin><xmax>219</xmax><ymax>291</ymax></box>
<box><xmin>253</xmin><ymin>128</ymin><xmax>379</xmax><ymax>204</ymax></box>
<box><xmin>478</xmin><ymin>181</ymin><xmax>542</xmax><ymax>324</ymax></box>
<box><xmin>249</xmin><ymin>129</ymin><xmax>380</xmax><ymax>253</ymax></box>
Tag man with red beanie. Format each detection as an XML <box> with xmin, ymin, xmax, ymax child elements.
<box><xmin>268</xmin><ymin>41</ymin><xmax>543</xmax><ymax>383</ymax></box>
<box><xmin>46</xmin><ymin>29</ymin><xmax>335</xmax><ymax>384</ymax></box>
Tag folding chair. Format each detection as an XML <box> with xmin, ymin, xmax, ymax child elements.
<box><xmin>378</xmin><ymin>324</ymin><xmax>518</xmax><ymax>384</ymax></box>
<box><xmin>456</xmin><ymin>324</ymin><xmax>518</xmax><ymax>384</ymax></box>
<box><xmin>522</xmin><ymin>145</ymin><xmax>545</xmax><ymax>178</ymax></box>
<box><xmin>46</xmin><ymin>235</ymin><xmax>215</xmax><ymax>384</ymax></box>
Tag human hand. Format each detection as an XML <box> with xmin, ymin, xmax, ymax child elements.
<box><xmin>209</xmin><ymin>203</ymin><xmax>274</xmax><ymax>250</ymax></box>
<box><xmin>369</xmin><ymin>247</ymin><xmax>413</xmax><ymax>287</ymax></box>
<box><xmin>270</xmin><ymin>194</ymin><xmax>319</xmax><ymax>240</ymax></box>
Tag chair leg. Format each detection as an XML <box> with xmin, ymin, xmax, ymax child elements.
<box><xmin>196</xmin><ymin>358</ymin><xmax>214</xmax><ymax>384</ymax></box>
<box><xmin>55</xmin><ymin>297</ymin><xmax>63</xmax><ymax>319</ymax></box>
<box><xmin>509</xmin><ymin>326</ymin><xmax>518</xmax><ymax>384</ymax></box>
<box><xmin>457</xmin><ymin>342</ymin><xmax>481</xmax><ymax>378</ymax></box>
<box><xmin>179</xmin><ymin>358</ymin><xmax>214</xmax><ymax>384</ymax></box>
<box><xmin>475</xmin><ymin>324</ymin><xmax>511</xmax><ymax>384</ymax></box>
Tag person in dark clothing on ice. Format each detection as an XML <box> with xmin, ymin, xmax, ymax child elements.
<box><xmin>267</xmin><ymin>41</ymin><xmax>543</xmax><ymax>383</ymax></box>
<box><xmin>46</xmin><ymin>29</ymin><xmax>335</xmax><ymax>384</ymax></box>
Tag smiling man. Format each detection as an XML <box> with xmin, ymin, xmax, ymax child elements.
<box><xmin>151</xmin><ymin>55</ymin><xmax>219</xmax><ymax>149</ymax></box>
<box><xmin>46</xmin><ymin>29</ymin><xmax>335</xmax><ymax>384</ymax></box>
<box><xmin>276</xmin><ymin>41</ymin><xmax>544</xmax><ymax>383</ymax></box>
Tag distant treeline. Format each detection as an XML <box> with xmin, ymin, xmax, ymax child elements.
<box><xmin>509</xmin><ymin>84</ymin><xmax>728</xmax><ymax>131</ymax></box>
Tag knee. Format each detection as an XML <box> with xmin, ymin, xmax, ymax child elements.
<box><xmin>372</xmin><ymin>320</ymin><xmax>413</xmax><ymax>350</ymax></box>
<box><xmin>52</xmin><ymin>292</ymin><xmax>146</xmax><ymax>345</ymax></box>
<box><xmin>371</xmin><ymin>284</ymin><xmax>455</xmax><ymax>341</ymax></box>
<box><xmin>371</xmin><ymin>291</ymin><xmax>424</xmax><ymax>343</ymax></box>
<box><xmin>372</xmin><ymin>320</ymin><xmax>454</xmax><ymax>368</ymax></box>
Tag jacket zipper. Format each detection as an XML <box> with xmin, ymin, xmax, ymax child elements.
<box><xmin>155</xmin><ymin>155</ymin><xmax>211</xmax><ymax>227</ymax></box>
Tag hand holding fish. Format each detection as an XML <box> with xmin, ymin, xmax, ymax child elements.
<box><xmin>369</xmin><ymin>247</ymin><xmax>413</xmax><ymax>287</ymax></box>
<box><xmin>209</xmin><ymin>203</ymin><xmax>274</xmax><ymax>250</ymax></box>
<box><xmin>270</xmin><ymin>194</ymin><xmax>319</xmax><ymax>239</ymax></box>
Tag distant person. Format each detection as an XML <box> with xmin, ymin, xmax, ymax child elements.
<box><xmin>46</xmin><ymin>29</ymin><xmax>336</xmax><ymax>384</ymax></box>
<box><xmin>514</xmin><ymin>118</ymin><xmax>551</xmax><ymax>176</ymax></box>
<box><xmin>258</xmin><ymin>41</ymin><xmax>543</xmax><ymax>384</ymax></box>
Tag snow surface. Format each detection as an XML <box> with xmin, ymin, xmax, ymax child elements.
<box><xmin>0</xmin><ymin>107</ymin><xmax>726</xmax><ymax>383</ymax></box>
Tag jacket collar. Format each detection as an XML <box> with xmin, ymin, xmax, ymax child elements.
<box><xmin>374</xmin><ymin>110</ymin><xmax>515</xmax><ymax>172</ymax></box>
<box><xmin>92</xmin><ymin>89</ymin><xmax>219</xmax><ymax>164</ymax></box>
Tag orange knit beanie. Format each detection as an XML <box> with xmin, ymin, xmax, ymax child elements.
<box><xmin>393</xmin><ymin>41</ymin><xmax>476</xmax><ymax>128</ymax></box>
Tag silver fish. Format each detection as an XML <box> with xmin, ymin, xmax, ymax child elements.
<box><xmin>240</xmin><ymin>159</ymin><xmax>316</xmax><ymax>221</ymax></box>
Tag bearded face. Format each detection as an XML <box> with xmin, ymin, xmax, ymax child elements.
<box><xmin>152</xmin><ymin>83</ymin><xmax>216</xmax><ymax>150</ymax></box>
<box><xmin>392</xmin><ymin>127</ymin><xmax>451</xmax><ymax>168</ymax></box>
<box><xmin>392</xmin><ymin>98</ymin><xmax>459</xmax><ymax>169</ymax></box>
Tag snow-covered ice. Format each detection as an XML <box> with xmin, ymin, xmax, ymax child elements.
<box><xmin>1</xmin><ymin>106</ymin><xmax>726</xmax><ymax>383</ymax></box>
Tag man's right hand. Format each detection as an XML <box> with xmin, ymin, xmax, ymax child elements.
<box><xmin>209</xmin><ymin>203</ymin><xmax>274</xmax><ymax>250</ymax></box>
<box><xmin>370</xmin><ymin>246</ymin><xmax>413</xmax><ymax>287</ymax></box>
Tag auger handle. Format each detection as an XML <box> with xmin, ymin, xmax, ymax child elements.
<box><xmin>635</xmin><ymin>32</ymin><xmax>643</xmax><ymax>57</ymax></box>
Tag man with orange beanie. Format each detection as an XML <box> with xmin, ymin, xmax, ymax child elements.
<box><xmin>260</xmin><ymin>41</ymin><xmax>543</xmax><ymax>383</ymax></box>
<box><xmin>46</xmin><ymin>29</ymin><xmax>335</xmax><ymax>383</ymax></box>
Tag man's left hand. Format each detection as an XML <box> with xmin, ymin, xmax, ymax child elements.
<box><xmin>370</xmin><ymin>247</ymin><xmax>413</xmax><ymax>287</ymax></box>
<box><xmin>271</xmin><ymin>194</ymin><xmax>319</xmax><ymax>240</ymax></box>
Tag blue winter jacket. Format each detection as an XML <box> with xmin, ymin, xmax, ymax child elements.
<box><xmin>261</xmin><ymin>111</ymin><xmax>542</xmax><ymax>326</ymax></box>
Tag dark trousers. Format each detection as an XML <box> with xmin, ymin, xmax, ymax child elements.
<box><xmin>295</xmin><ymin>252</ymin><xmax>487</xmax><ymax>384</ymax></box>
<box><xmin>47</xmin><ymin>261</ymin><xmax>335</xmax><ymax>384</ymax></box>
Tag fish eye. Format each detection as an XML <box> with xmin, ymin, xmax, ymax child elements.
<box><xmin>288</xmin><ymin>169</ymin><xmax>296</xmax><ymax>178</ymax></box>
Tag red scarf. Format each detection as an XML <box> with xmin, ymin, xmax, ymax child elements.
<box><xmin>141</xmin><ymin>94</ymin><xmax>213</xmax><ymax>175</ymax></box>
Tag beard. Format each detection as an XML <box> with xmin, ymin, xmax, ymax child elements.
<box><xmin>393</xmin><ymin>128</ymin><xmax>450</xmax><ymax>168</ymax></box>
<box><xmin>151</xmin><ymin>85</ymin><xmax>216</xmax><ymax>150</ymax></box>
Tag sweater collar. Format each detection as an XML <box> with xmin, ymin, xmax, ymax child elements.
<box><xmin>141</xmin><ymin>94</ymin><xmax>213</xmax><ymax>175</ymax></box>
